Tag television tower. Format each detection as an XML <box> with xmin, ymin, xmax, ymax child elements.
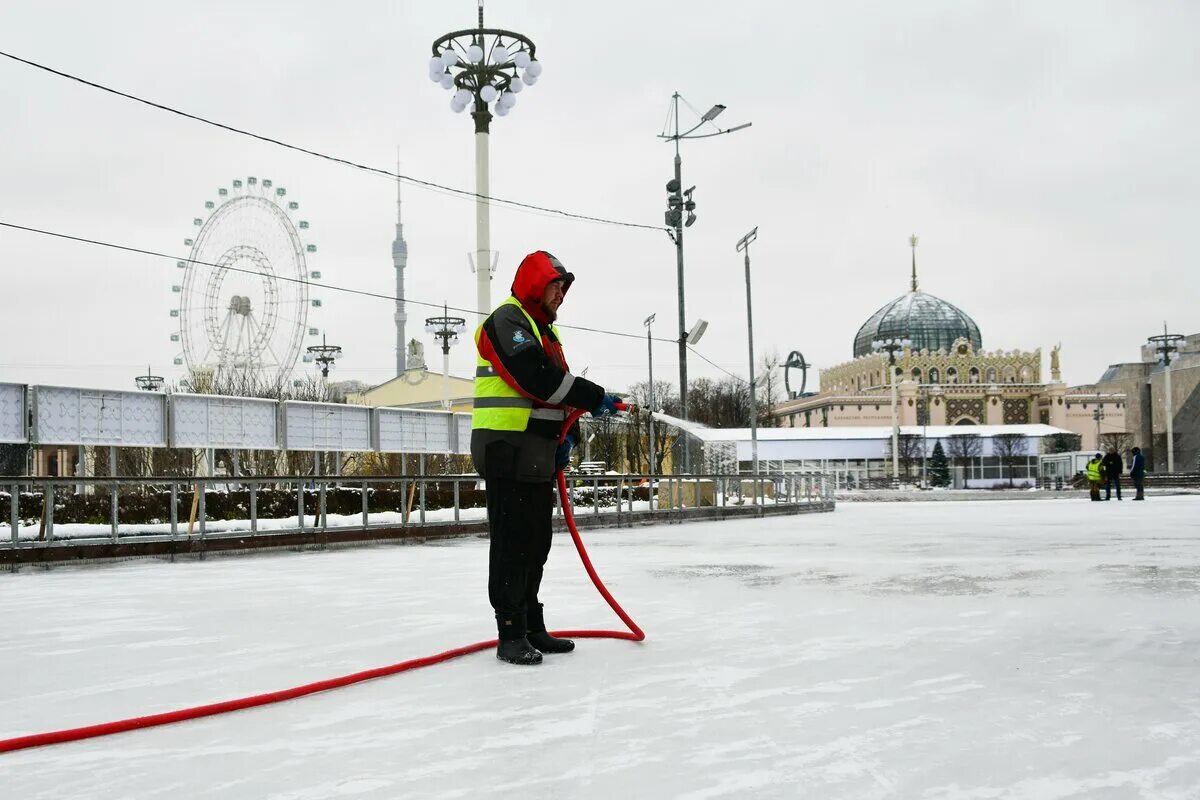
<box><xmin>393</xmin><ymin>159</ymin><xmax>409</xmax><ymax>374</ymax></box>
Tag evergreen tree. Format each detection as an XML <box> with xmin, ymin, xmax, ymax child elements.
<box><xmin>928</xmin><ymin>440</ymin><xmax>950</xmax><ymax>487</ymax></box>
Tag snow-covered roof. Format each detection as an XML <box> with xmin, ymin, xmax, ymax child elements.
<box><xmin>676</xmin><ymin>423</ymin><xmax>1073</xmax><ymax>444</ymax></box>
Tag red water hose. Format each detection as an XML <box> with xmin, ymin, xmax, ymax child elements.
<box><xmin>0</xmin><ymin>407</ymin><xmax>643</xmax><ymax>754</ymax></box>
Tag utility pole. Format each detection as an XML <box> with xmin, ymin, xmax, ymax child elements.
<box><xmin>1149</xmin><ymin>324</ymin><xmax>1184</xmax><ymax>472</ymax></box>
<box><xmin>736</xmin><ymin>227</ymin><xmax>760</xmax><ymax>477</ymax></box>
<box><xmin>659</xmin><ymin>92</ymin><xmax>751</xmax><ymax>472</ymax></box>
<box><xmin>644</xmin><ymin>313</ymin><xmax>656</xmax><ymax>475</ymax></box>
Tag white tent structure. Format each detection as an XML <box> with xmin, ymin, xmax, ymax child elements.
<box><xmin>668</xmin><ymin>420</ymin><xmax>1075</xmax><ymax>488</ymax></box>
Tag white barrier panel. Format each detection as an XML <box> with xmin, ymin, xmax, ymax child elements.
<box><xmin>373</xmin><ymin>407</ymin><xmax>455</xmax><ymax>454</ymax></box>
<box><xmin>30</xmin><ymin>385</ymin><xmax>167</xmax><ymax>447</ymax></box>
<box><xmin>170</xmin><ymin>394</ymin><xmax>279</xmax><ymax>449</ymax></box>
<box><xmin>281</xmin><ymin>401</ymin><xmax>371</xmax><ymax>452</ymax></box>
<box><xmin>0</xmin><ymin>383</ymin><xmax>27</xmax><ymax>443</ymax></box>
<box><xmin>456</xmin><ymin>413</ymin><xmax>472</xmax><ymax>455</ymax></box>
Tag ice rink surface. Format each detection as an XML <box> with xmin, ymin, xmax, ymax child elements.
<box><xmin>3</xmin><ymin>497</ymin><xmax>1200</xmax><ymax>799</ymax></box>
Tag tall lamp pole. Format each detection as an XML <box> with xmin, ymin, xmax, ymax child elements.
<box><xmin>873</xmin><ymin>337</ymin><xmax>911</xmax><ymax>482</ymax></box>
<box><xmin>430</xmin><ymin>0</ymin><xmax>540</xmax><ymax>316</ymax></box>
<box><xmin>426</xmin><ymin>304</ymin><xmax>468</xmax><ymax>410</ymax></box>
<box><xmin>1148</xmin><ymin>325</ymin><xmax>1184</xmax><ymax>473</ymax></box>
<box><xmin>736</xmin><ymin>227</ymin><xmax>760</xmax><ymax>477</ymax></box>
<box><xmin>659</xmin><ymin>94</ymin><xmax>751</xmax><ymax>471</ymax></box>
<box><xmin>1092</xmin><ymin>405</ymin><xmax>1105</xmax><ymax>451</ymax></box>
<box><xmin>644</xmin><ymin>313</ymin><xmax>657</xmax><ymax>475</ymax></box>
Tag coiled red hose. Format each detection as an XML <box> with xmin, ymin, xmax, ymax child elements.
<box><xmin>0</xmin><ymin>407</ymin><xmax>643</xmax><ymax>754</ymax></box>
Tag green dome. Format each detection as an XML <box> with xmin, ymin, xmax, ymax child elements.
<box><xmin>853</xmin><ymin>290</ymin><xmax>982</xmax><ymax>358</ymax></box>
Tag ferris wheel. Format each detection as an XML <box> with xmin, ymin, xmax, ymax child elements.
<box><xmin>170</xmin><ymin>176</ymin><xmax>323</xmax><ymax>385</ymax></box>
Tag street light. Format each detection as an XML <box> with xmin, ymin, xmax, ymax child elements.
<box><xmin>430</xmin><ymin>0</ymin><xmax>540</xmax><ymax>317</ymax></box>
<box><xmin>135</xmin><ymin>365</ymin><xmax>164</xmax><ymax>392</ymax></box>
<box><xmin>644</xmin><ymin>313</ymin><xmax>657</xmax><ymax>476</ymax></box>
<box><xmin>426</xmin><ymin>304</ymin><xmax>468</xmax><ymax>410</ymax></box>
<box><xmin>872</xmin><ymin>337</ymin><xmax>912</xmax><ymax>482</ymax></box>
<box><xmin>736</xmin><ymin>227</ymin><xmax>760</xmax><ymax>478</ymax></box>
<box><xmin>1148</xmin><ymin>324</ymin><xmax>1185</xmax><ymax>473</ymax></box>
<box><xmin>306</xmin><ymin>335</ymin><xmax>342</xmax><ymax>380</ymax></box>
<box><xmin>659</xmin><ymin>93</ymin><xmax>751</xmax><ymax>471</ymax></box>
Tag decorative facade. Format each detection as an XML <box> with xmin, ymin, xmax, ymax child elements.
<box><xmin>768</xmin><ymin>240</ymin><xmax>1128</xmax><ymax>451</ymax></box>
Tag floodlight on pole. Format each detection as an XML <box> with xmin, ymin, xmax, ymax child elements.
<box><xmin>1148</xmin><ymin>323</ymin><xmax>1185</xmax><ymax>473</ymax></box>
<box><xmin>872</xmin><ymin>337</ymin><xmax>912</xmax><ymax>482</ymax></box>
<box><xmin>644</xmin><ymin>312</ymin><xmax>657</xmax><ymax>479</ymax></box>
<box><xmin>736</xmin><ymin>226</ymin><xmax>760</xmax><ymax>480</ymax></box>
<box><xmin>659</xmin><ymin>92</ymin><xmax>752</xmax><ymax>472</ymax></box>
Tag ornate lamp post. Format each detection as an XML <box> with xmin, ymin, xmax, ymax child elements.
<box><xmin>306</xmin><ymin>335</ymin><xmax>342</xmax><ymax>380</ymax></box>
<box><xmin>430</xmin><ymin>0</ymin><xmax>541</xmax><ymax>317</ymax></box>
<box><xmin>873</xmin><ymin>337</ymin><xmax>912</xmax><ymax>482</ymax></box>
<box><xmin>426</xmin><ymin>304</ymin><xmax>468</xmax><ymax>410</ymax></box>
<box><xmin>1148</xmin><ymin>325</ymin><xmax>1185</xmax><ymax>473</ymax></box>
<box><xmin>135</xmin><ymin>365</ymin><xmax>164</xmax><ymax>392</ymax></box>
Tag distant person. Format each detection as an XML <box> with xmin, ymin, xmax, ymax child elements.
<box><xmin>1101</xmin><ymin>448</ymin><xmax>1123</xmax><ymax>501</ymax></box>
<box><xmin>1085</xmin><ymin>453</ymin><xmax>1104</xmax><ymax>501</ymax></box>
<box><xmin>1129</xmin><ymin>446</ymin><xmax>1146</xmax><ymax>501</ymax></box>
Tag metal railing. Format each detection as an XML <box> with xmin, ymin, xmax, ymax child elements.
<box><xmin>1</xmin><ymin>472</ymin><xmax>835</xmax><ymax>548</ymax></box>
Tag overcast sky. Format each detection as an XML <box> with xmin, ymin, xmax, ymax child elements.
<box><xmin>1</xmin><ymin>0</ymin><xmax>1197</xmax><ymax>399</ymax></box>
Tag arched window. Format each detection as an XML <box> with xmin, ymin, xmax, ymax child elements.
<box><xmin>912</xmin><ymin>367</ymin><xmax>922</xmax><ymax>382</ymax></box>
<box><xmin>969</xmin><ymin>367</ymin><xmax>980</xmax><ymax>384</ymax></box>
<box><xmin>986</xmin><ymin>367</ymin><xmax>998</xmax><ymax>383</ymax></box>
<box><xmin>946</xmin><ymin>367</ymin><xmax>958</xmax><ymax>384</ymax></box>
<box><xmin>1002</xmin><ymin>366</ymin><xmax>1016</xmax><ymax>383</ymax></box>
<box><xmin>1019</xmin><ymin>366</ymin><xmax>1033</xmax><ymax>383</ymax></box>
<box><xmin>954</xmin><ymin>417</ymin><xmax>977</xmax><ymax>426</ymax></box>
<box><xmin>929</xmin><ymin>367</ymin><xmax>940</xmax><ymax>384</ymax></box>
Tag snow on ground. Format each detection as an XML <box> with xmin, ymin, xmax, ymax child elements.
<box><xmin>3</xmin><ymin>497</ymin><xmax>1200</xmax><ymax>798</ymax></box>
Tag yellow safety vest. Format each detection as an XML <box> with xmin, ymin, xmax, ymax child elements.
<box><xmin>1086</xmin><ymin>460</ymin><xmax>1102</xmax><ymax>481</ymax></box>
<box><xmin>472</xmin><ymin>297</ymin><xmax>564</xmax><ymax>432</ymax></box>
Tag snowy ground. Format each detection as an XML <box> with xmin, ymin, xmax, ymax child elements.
<box><xmin>3</xmin><ymin>497</ymin><xmax>1200</xmax><ymax>798</ymax></box>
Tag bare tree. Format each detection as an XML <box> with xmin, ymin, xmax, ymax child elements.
<box><xmin>992</xmin><ymin>433</ymin><xmax>1030</xmax><ymax>487</ymax></box>
<box><xmin>944</xmin><ymin>434</ymin><xmax>983</xmax><ymax>484</ymax></box>
<box><xmin>757</xmin><ymin>350</ymin><xmax>782</xmax><ymax>428</ymax></box>
<box><xmin>624</xmin><ymin>380</ymin><xmax>677</xmax><ymax>473</ymax></box>
<box><xmin>1045</xmin><ymin>432</ymin><xmax>1082</xmax><ymax>454</ymax></box>
<box><xmin>1099</xmin><ymin>432</ymin><xmax>1133</xmax><ymax>455</ymax></box>
<box><xmin>885</xmin><ymin>433</ymin><xmax>924</xmax><ymax>480</ymax></box>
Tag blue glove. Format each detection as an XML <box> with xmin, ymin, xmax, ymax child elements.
<box><xmin>555</xmin><ymin>433</ymin><xmax>576</xmax><ymax>471</ymax></box>
<box><xmin>592</xmin><ymin>394</ymin><xmax>621</xmax><ymax>418</ymax></box>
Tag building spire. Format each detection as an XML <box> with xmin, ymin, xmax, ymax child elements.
<box><xmin>909</xmin><ymin>233</ymin><xmax>919</xmax><ymax>293</ymax></box>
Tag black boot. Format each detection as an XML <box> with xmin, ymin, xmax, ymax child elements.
<box><xmin>496</xmin><ymin>638</ymin><xmax>543</xmax><ymax>665</ymax></box>
<box><xmin>528</xmin><ymin>630</ymin><xmax>575</xmax><ymax>654</ymax></box>
<box><xmin>526</xmin><ymin>603</ymin><xmax>574</xmax><ymax>653</ymax></box>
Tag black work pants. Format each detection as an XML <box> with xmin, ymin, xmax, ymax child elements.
<box><xmin>1105</xmin><ymin>474</ymin><xmax>1122</xmax><ymax>500</ymax></box>
<box><xmin>485</xmin><ymin>443</ymin><xmax>554</xmax><ymax>640</ymax></box>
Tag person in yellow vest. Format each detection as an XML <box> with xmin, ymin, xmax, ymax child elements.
<box><xmin>472</xmin><ymin>251</ymin><xmax>621</xmax><ymax>666</ymax></box>
<box><xmin>1085</xmin><ymin>453</ymin><xmax>1104</xmax><ymax>501</ymax></box>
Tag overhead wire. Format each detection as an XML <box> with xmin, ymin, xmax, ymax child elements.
<box><xmin>0</xmin><ymin>49</ymin><xmax>663</xmax><ymax>233</ymax></box>
<box><xmin>0</xmin><ymin>219</ymin><xmax>685</xmax><ymax>346</ymax></box>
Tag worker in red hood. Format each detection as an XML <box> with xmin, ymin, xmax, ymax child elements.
<box><xmin>472</xmin><ymin>250</ymin><xmax>621</xmax><ymax>665</ymax></box>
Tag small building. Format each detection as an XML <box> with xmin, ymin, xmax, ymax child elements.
<box><xmin>680</xmin><ymin>423</ymin><xmax>1076</xmax><ymax>489</ymax></box>
<box><xmin>346</xmin><ymin>340</ymin><xmax>474</xmax><ymax>412</ymax></box>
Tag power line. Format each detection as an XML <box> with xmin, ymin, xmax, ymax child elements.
<box><xmin>688</xmin><ymin>345</ymin><xmax>748</xmax><ymax>384</ymax></box>
<box><xmin>0</xmin><ymin>219</ymin><xmax>684</xmax><ymax>346</ymax></box>
<box><xmin>0</xmin><ymin>49</ymin><xmax>664</xmax><ymax>233</ymax></box>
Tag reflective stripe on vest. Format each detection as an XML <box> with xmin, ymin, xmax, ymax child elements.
<box><xmin>472</xmin><ymin>297</ymin><xmax>563</xmax><ymax>432</ymax></box>
<box><xmin>1086</xmin><ymin>461</ymin><xmax>1102</xmax><ymax>481</ymax></box>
